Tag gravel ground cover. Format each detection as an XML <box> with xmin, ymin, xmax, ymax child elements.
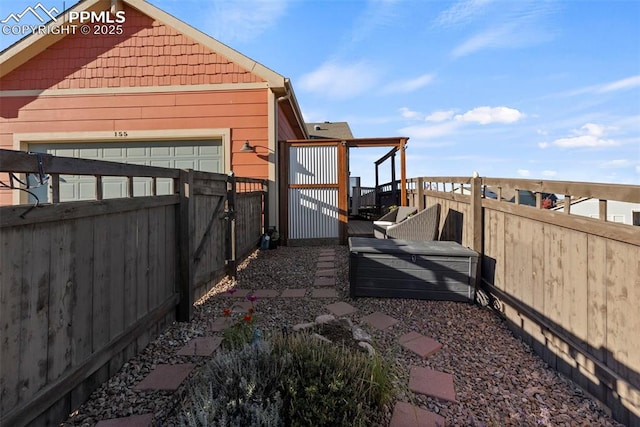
<box><xmin>62</xmin><ymin>245</ymin><xmax>621</xmax><ymax>426</ymax></box>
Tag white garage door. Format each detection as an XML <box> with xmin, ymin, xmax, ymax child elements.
<box><xmin>29</xmin><ymin>140</ymin><xmax>222</xmax><ymax>202</ymax></box>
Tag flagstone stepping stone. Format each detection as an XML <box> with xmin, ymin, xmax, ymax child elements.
<box><xmin>95</xmin><ymin>414</ymin><xmax>154</xmax><ymax>427</ymax></box>
<box><xmin>134</xmin><ymin>364</ymin><xmax>195</xmax><ymax>391</ymax></box>
<box><xmin>316</xmin><ymin>261</ymin><xmax>334</xmax><ymax>269</ymax></box>
<box><xmin>252</xmin><ymin>289</ymin><xmax>278</xmax><ymax>298</ymax></box>
<box><xmin>389</xmin><ymin>401</ymin><xmax>445</xmax><ymax>427</ymax></box>
<box><xmin>311</xmin><ymin>288</ymin><xmax>338</xmax><ymax>298</ymax></box>
<box><xmin>319</xmin><ymin>249</ymin><xmax>335</xmax><ymax>255</ymax></box>
<box><xmin>326</xmin><ymin>301</ymin><xmax>357</xmax><ymax>317</ymax></box>
<box><xmin>409</xmin><ymin>366</ymin><xmax>457</xmax><ymax>402</ymax></box>
<box><xmin>399</xmin><ymin>332</ymin><xmax>442</xmax><ymax>358</ymax></box>
<box><xmin>316</xmin><ymin>268</ymin><xmax>335</xmax><ymax>277</ymax></box>
<box><xmin>215</xmin><ymin>288</ymin><xmax>251</xmax><ymax>298</ymax></box>
<box><xmin>314</xmin><ymin>277</ymin><xmax>335</xmax><ymax>287</ymax></box>
<box><xmin>176</xmin><ymin>336</ymin><xmax>222</xmax><ymax>356</ymax></box>
<box><xmin>209</xmin><ymin>317</ymin><xmax>233</xmax><ymax>332</ymax></box>
<box><xmin>281</xmin><ymin>288</ymin><xmax>306</xmax><ymax>298</ymax></box>
<box><xmin>229</xmin><ymin>301</ymin><xmax>255</xmax><ymax>312</ymax></box>
<box><xmin>317</xmin><ymin>256</ymin><xmax>334</xmax><ymax>262</ymax></box>
<box><xmin>362</xmin><ymin>311</ymin><xmax>399</xmax><ymax>330</ymax></box>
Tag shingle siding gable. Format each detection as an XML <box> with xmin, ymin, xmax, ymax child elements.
<box><xmin>1</xmin><ymin>5</ymin><xmax>263</xmax><ymax>91</ymax></box>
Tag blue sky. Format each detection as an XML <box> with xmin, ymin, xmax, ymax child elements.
<box><xmin>2</xmin><ymin>0</ymin><xmax>639</xmax><ymax>186</ymax></box>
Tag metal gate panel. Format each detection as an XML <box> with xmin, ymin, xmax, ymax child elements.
<box><xmin>287</xmin><ymin>145</ymin><xmax>340</xmax><ymax>240</ymax></box>
<box><xmin>289</xmin><ymin>146</ymin><xmax>337</xmax><ymax>184</ymax></box>
<box><xmin>288</xmin><ymin>188</ymin><xmax>339</xmax><ymax>239</ymax></box>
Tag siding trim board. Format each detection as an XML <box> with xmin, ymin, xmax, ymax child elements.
<box><xmin>0</xmin><ymin>82</ymin><xmax>271</xmax><ymax>98</ymax></box>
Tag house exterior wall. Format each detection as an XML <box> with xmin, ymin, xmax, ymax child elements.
<box><xmin>564</xmin><ymin>199</ymin><xmax>640</xmax><ymax>225</ymax></box>
<box><xmin>0</xmin><ymin>4</ymin><xmax>300</xmax><ymax>211</ymax></box>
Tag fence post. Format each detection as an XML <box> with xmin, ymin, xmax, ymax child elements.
<box><xmin>177</xmin><ymin>169</ymin><xmax>195</xmax><ymax>322</ymax></box>
<box><xmin>263</xmin><ymin>179</ymin><xmax>269</xmax><ymax>233</ymax></box>
<box><xmin>470</xmin><ymin>174</ymin><xmax>483</xmax><ymax>290</ymax></box>
<box><xmin>226</xmin><ymin>172</ymin><xmax>237</xmax><ymax>278</ymax></box>
<box><xmin>416</xmin><ymin>177</ymin><xmax>425</xmax><ymax>210</ymax></box>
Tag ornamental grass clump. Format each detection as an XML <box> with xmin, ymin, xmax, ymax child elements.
<box><xmin>177</xmin><ymin>331</ymin><xmax>397</xmax><ymax>427</ymax></box>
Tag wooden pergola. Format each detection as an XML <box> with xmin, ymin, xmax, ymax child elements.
<box><xmin>280</xmin><ymin>137</ymin><xmax>408</xmax><ymax>244</ymax></box>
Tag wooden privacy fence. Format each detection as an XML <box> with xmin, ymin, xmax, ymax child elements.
<box><xmin>406</xmin><ymin>175</ymin><xmax>640</xmax><ymax>426</ymax></box>
<box><xmin>0</xmin><ymin>149</ymin><xmax>266</xmax><ymax>427</ymax></box>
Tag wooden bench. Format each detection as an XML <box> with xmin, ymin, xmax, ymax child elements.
<box><xmin>349</xmin><ymin>237</ymin><xmax>478</xmax><ymax>302</ymax></box>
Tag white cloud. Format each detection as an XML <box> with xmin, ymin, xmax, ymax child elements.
<box><xmin>399</xmin><ymin>121</ymin><xmax>460</xmax><ymax>140</ymax></box>
<box><xmin>399</xmin><ymin>107</ymin><xmax>423</xmax><ymax>120</ymax></box>
<box><xmin>454</xmin><ymin>106</ymin><xmax>524</xmax><ymax>125</ymax></box>
<box><xmin>298</xmin><ymin>61</ymin><xmax>380</xmax><ymax>99</ymax></box>
<box><xmin>598</xmin><ymin>75</ymin><xmax>640</xmax><ymax>93</ymax></box>
<box><xmin>517</xmin><ymin>169</ymin><xmax>531</xmax><ymax>177</ymax></box>
<box><xmin>451</xmin><ymin>24</ymin><xmax>516</xmax><ymax>57</ymax></box>
<box><xmin>383</xmin><ymin>73</ymin><xmax>434</xmax><ymax>94</ymax></box>
<box><xmin>562</xmin><ymin>75</ymin><xmax>640</xmax><ymax>97</ymax></box>
<box><xmin>426</xmin><ymin>110</ymin><xmax>455</xmax><ymax>122</ymax></box>
<box><xmin>206</xmin><ymin>0</ymin><xmax>289</xmax><ymax>43</ymax></box>
<box><xmin>552</xmin><ymin>123</ymin><xmax>617</xmax><ymax>148</ymax></box>
<box><xmin>448</xmin><ymin>3</ymin><xmax>557</xmax><ymax>57</ymax></box>
<box><xmin>538</xmin><ymin>142</ymin><xmax>549</xmax><ymax>149</ymax></box>
<box><xmin>542</xmin><ymin>170</ymin><xmax>557</xmax><ymax>177</ymax></box>
<box><xmin>434</xmin><ymin>0</ymin><xmax>494</xmax><ymax>27</ymax></box>
<box><xmin>601</xmin><ymin>159</ymin><xmax>632</xmax><ymax>168</ymax></box>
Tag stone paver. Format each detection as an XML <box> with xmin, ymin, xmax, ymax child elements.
<box><xmin>229</xmin><ymin>301</ymin><xmax>255</xmax><ymax>312</ymax></box>
<box><xmin>326</xmin><ymin>301</ymin><xmax>357</xmax><ymax>317</ymax></box>
<box><xmin>252</xmin><ymin>289</ymin><xmax>279</xmax><ymax>298</ymax></box>
<box><xmin>314</xmin><ymin>277</ymin><xmax>335</xmax><ymax>287</ymax></box>
<box><xmin>362</xmin><ymin>311</ymin><xmax>400</xmax><ymax>330</ymax></box>
<box><xmin>281</xmin><ymin>288</ymin><xmax>306</xmax><ymax>298</ymax></box>
<box><xmin>95</xmin><ymin>414</ymin><xmax>154</xmax><ymax>427</ymax></box>
<box><xmin>316</xmin><ymin>261</ymin><xmax>334</xmax><ymax>269</ymax></box>
<box><xmin>318</xmin><ymin>249</ymin><xmax>335</xmax><ymax>255</ymax></box>
<box><xmin>399</xmin><ymin>332</ymin><xmax>442</xmax><ymax>358</ymax></box>
<box><xmin>215</xmin><ymin>288</ymin><xmax>251</xmax><ymax>298</ymax></box>
<box><xmin>317</xmin><ymin>256</ymin><xmax>335</xmax><ymax>262</ymax></box>
<box><xmin>389</xmin><ymin>401</ymin><xmax>445</xmax><ymax>427</ymax></box>
<box><xmin>176</xmin><ymin>337</ymin><xmax>222</xmax><ymax>356</ymax></box>
<box><xmin>316</xmin><ymin>268</ymin><xmax>335</xmax><ymax>277</ymax></box>
<box><xmin>409</xmin><ymin>366</ymin><xmax>457</xmax><ymax>402</ymax></box>
<box><xmin>209</xmin><ymin>317</ymin><xmax>233</xmax><ymax>332</ymax></box>
<box><xmin>134</xmin><ymin>364</ymin><xmax>195</xmax><ymax>391</ymax></box>
<box><xmin>311</xmin><ymin>288</ymin><xmax>338</xmax><ymax>298</ymax></box>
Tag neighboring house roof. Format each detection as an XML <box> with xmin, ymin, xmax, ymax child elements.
<box><xmin>0</xmin><ymin>0</ymin><xmax>308</xmax><ymax>138</ymax></box>
<box><xmin>306</xmin><ymin>121</ymin><xmax>354</xmax><ymax>139</ymax></box>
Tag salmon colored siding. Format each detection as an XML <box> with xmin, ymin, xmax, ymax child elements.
<box><xmin>0</xmin><ymin>88</ymin><xmax>270</xmax><ymax>204</ymax></box>
<box><xmin>1</xmin><ymin>5</ymin><xmax>262</xmax><ymax>91</ymax></box>
<box><xmin>277</xmin><ymin>103</ymin><xmax>301</xmax><ymax>141</ymax></box>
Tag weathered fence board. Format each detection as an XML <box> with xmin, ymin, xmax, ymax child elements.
<box><xmin>0</xmin><ymin>228</ymin><xmax>22</xmax><ymax>414</ymax></box>
<box><xmin>1</xmin><ymin>149</ymin><xmax>267</xmax><ymax>427</ymax></box>
<box><xmin>407</xmin><ymin>175</ymin><xmax>640</xmax><ymax>425</ymax></box>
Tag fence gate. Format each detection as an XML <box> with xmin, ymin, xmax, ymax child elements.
<box><xmin>280</xmin><ymin>141</ymin><xmax>348</xmax><ymax>245</ymax></box>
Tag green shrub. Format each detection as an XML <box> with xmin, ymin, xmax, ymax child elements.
<box><xmin>178</xmin><ymin>340</ymin><xmax>286</xmax><ymax>427</ymax></box>
<box><xmin>177</xmin><ymin>332</ymin><xmax>397</xmax><ymax>427</ymax></box>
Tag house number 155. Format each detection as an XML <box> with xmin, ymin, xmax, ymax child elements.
<box><xmin>114</xmin><ymin>131</ymin><xmax>128</xmax><ymax>137</ymax></box>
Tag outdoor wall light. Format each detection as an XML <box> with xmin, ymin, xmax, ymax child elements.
<box><xmin>240</xmin><ymin>140</ymin><xmax>255</xmax><ymax>152</ymax></box>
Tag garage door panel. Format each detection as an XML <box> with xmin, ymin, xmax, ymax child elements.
<box><xmin>30</xmin><ymin>139</ymin><xmax>222</xmax><ymax>202</ymax></box>
<box><xmin>151</xmin><ymin>146</ymin><xmax>171</xmax><ymax>156</ymax></box>
<box><xmin>126</xmin><ymin>147</ymin><xmax>146</xmax><ymax>156</ymax></box>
